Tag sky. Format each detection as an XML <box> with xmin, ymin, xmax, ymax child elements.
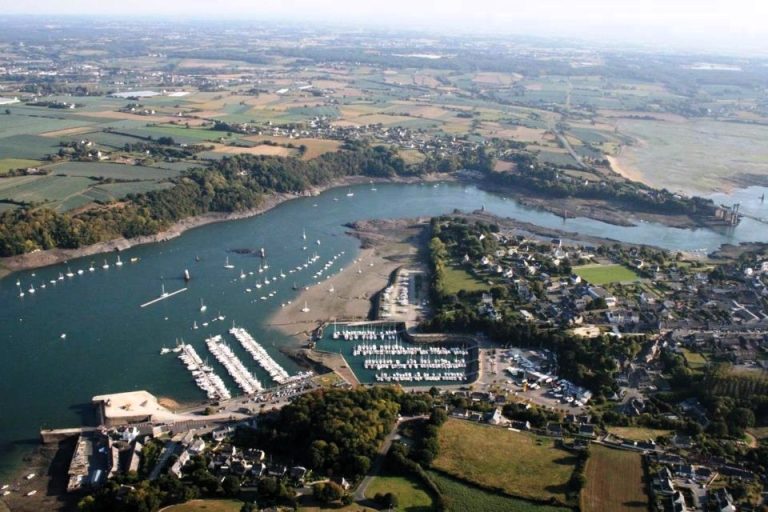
<box><xmin>3</xmin><ymin>0</ymin><xmax>767</xmax><ymax>54</ymax></box>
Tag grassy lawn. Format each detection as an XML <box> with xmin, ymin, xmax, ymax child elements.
<box><xmin>680</xmin><ymin>348</ymin><xmax>707</xmax><ymax>370</ymax></box>
<box><xmin>442</xmin><ymin>265</ymin><xmax>489</xmax><ymax>295</ymax></box>
<box><xmin>607</xmin><ymin>427</ymin><xmax>672</xmax><ymax>442</ymax></box>
<box><xmin>365</xmin><ymin>473</ymin><xmax>434</xmax><ymax>512</ymax></box>
<box><xmin>161</xmin><ymin>499</ymin><xmax>244</xmax><ymax>512</ymax></box>
<box><xmin>433</xmin><ymin>419</ymin><xmax>576</xmax><ymax>503</ymax></box>
<box><xmin>580</xmin><ymin>445</ymin><xmax>648</xmax><ymax>512</ymax></box>
<box><xmin>427</xmin><ymin>470</ymin><xmax>567</xmax><ymax>512</ymax></box>
<box><xmin>573</xmin><ymin>264</ymin><xmax>640</xmax><ymax>285</ymax></box>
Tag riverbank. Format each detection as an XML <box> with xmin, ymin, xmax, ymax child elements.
<box><xmin>0</xmin><ymin>173</ymin><xmax>449</xmax><ymax>279</ymax></box>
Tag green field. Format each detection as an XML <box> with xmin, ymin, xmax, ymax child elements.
<box><xmin>573</xmin><ymin>264</ymin><xmax>640</xmax><ymax>285</ymax></box>
<box><xmin>0</xmin><ymin>134</ymin><xmax>61</xmax><ymax>160</ymax></box>
<box><xmin>0</xmin><ymin>158</ymin><xmax>40</xmax><ymax>174</ymax></box>
<box><xmin>427</xmin><ymin>471</ymin><xmax>567</xmax><ymax>512</ymax></box>
<box><xmin>366</xmin><ymin>474</ymin><xmax>434</xmax><ymax>512</ymax></box>
<box><xmin>0</xmin><ymin>175</ymin><xmax>94</xmax><ymax>205</ymax></box>
<box><xmin>580</xmin><ymin>445</ymin><xmax>648</xmax><ymax>512</ymax></box>
<box><xmin>46</xmin><ymin>161</ymin><xmax>180</xmax><ymax>180</ymax></box>
<box><xmin>442</xmin><ymin>265</ymin><xmax>489</xmax><ymax>295</ymax></box>
<box><xmin>433</xmin><ymin>419</ymin><xmax>576</xmax><ymax>503</ymax></box>
<box><xmin>161</xmin><ymin>499</ymin><xmax>243</xmax><ymax>512</ymax></box>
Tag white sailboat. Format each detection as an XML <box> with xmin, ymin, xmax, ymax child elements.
<box><xmin>346</xmin><ymin>188</ymin><xmax>354</xmax><ymax>197</ymax></box>
<box><xmin>66</xmin><ymin>267</ymin><xmax>74</xmax><ymax>278</ymax></box>
<box><xmin>161</xmin><ymin>283</ymin><xmax>169</xmax><ymax>298</ymax></box>
<box><xmin>102</xmin><ymin>259</ymin><xmax>109</xmax><ymax>270</ymax></box>
<box><xmin>115</xmin><ymin>255</ymin><xmax>123</xmax><ymax>267</ymax></box>
<box><xmin>88</xmin><ymin>262</ymin><xmax>95</xmax><ymax>272</ymax></box>
<box><xmin>302</xmin><ymin>228</ymin><xmax>307</xmax><ymax>240</ymax></box>
<box><xmin>240</xmin><ymin>269</ymin><xmax>246</xmax><ymax>279</ymax></box>
<box><xmin>193</xmin><ymin>321</ymin><xmax>199</xmax><ymax>330</ymax></box>
<box><xmin>28</xmin><ymin>284</ymin><xmax>35</xmax><ymax>294</ymax></box>
<box><xmin>301</xmin><ymin>301</ymin><xmax>310</xmax><ymax>313</ymax></box>
<box><xmin>200</xmin><ymin>299</ymin><xmax>207</xmax><ymax>312</ymax></box>
<box><xmin>224</xmin><ymin>256</ymin><xmax>234</xmax><ymax>269</ymax></box>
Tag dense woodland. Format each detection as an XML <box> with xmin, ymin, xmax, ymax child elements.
<box><xmin>234</xmin><ymin>386</ymin><xmax>437</xmax><ymax>480</ymax></box>
<box><xmin>0</xmin><ymin>143</ymin><xmax>412</xmax><ymax>256</ymax></box>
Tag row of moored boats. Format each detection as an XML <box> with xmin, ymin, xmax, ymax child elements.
<box><xmin>363</xmin><ymin>355</ymin><xmax>467</xmax><ymax>371</ymax></box>
<box><xmin>352</xmin><ymin>341</ymin><xmax>469</xmax><ymax>357</ymax></box>
<box><xmin>374</xmin><ymin>371</ymin><xmax>466</xmax><ymax>383</ymax></box>
<box><xmin>177</xmin><ymin>342</ymin><xmax>231</xmax><ymax>401</ymax></box>
<box><xmin>16</xmin><ymin>256</ymin><xmax>134</xmax><ymax>298</ymax></box>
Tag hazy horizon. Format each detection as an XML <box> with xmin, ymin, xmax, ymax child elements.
<box><xmin>0</xmin><ymin>0</ymin><xmax>766</xmax><ymax>55</ymax></box>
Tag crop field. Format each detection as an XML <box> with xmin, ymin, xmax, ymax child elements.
<box><xmin>45</xmin><ymin>161</ymin><xmax>180</xmax><ymax>180</ymax></box>
<box><xmin>0</xmin><ymin>159</ymin><xmax>40</xmax><ymax>174</ymax></box>
<box><xmin>0</xmin><ymin>175</ymin><xmax>94</xmax><ymax>206</ymax></box>
<box><xmin>0</xmin><ymin>134</ymin><xmax>62</xmax><ymax>160</ymax></box>
<box><xmin>427</xmin><ymin>470</ymin><xmax>568</xmax><ymax>512</ymax></box>
<box><xmin>0</xmin><ymin>110</ymin><xmax>98</xmax><ymax>138</ymax></box>
<box><xmin>433</xmin><ymin>419</ymin><xmax>576</xmax><ymax>503</ymax></box>
<box><xmin>243</xmin><ymin>136</ymin><xmax>342</xmax><ymax>160</ymax></box>
<box><xmin>573</xmin><ymin>264</ymin><xmax>640</xmax><ymax>285</ymax></box>
<box><xmin>365</xmin><ymin>473</ymin><xmax>434</xmax><ymax>512</ymax></box>
<box><xmin>580</xmin><ymin>445</ymin><xmax>648</xmax><ymax>512</ymax></box>
<box><xmin>442</xmin><ymin>265</ymin><xmax>490</xmax><ymax>295</ymax></box>
<box><xmin>206</xmin><ymin>143</ymin><xmax>296</xmax><ymax>157</ymax></box>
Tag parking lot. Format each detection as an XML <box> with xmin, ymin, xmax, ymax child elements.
<box><xmin>475</xmin><ymin>348</ymin><xmax>588</xmax><ymax>414</ymax></box>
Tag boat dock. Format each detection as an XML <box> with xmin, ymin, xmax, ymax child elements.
<box><xmin>140</xmin><ymin>287</ymin><xmax>187</xmax><ymax>308</ymax></box>
<box><xmin>229</xmin><ymin>327</ymin><xmax>291</xmax><ymax>385</ymax></box>
<box><xmin>177</xmin><ymin>343</ymin><xmax>231</xmax><ymax>400</ymax></box>
<box><xmin>205</xmin><ymin>335</ymin><xmax>263</xmax><ymax>394</ymax></box>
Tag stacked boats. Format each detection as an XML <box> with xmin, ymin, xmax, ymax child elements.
<box><xmin>177</xmin><ymin>342</ymin><xmax>231</xmax><ymax>400</ymax></box>
<box><xmin>205</xmin><ymin>335</ymin><xmax>262</xmax><ymax>394</ymax></box>
<box><xmin>229</xmin><ymin>327</ymin><xmax>290</xmax><ymax>385</ymax></box>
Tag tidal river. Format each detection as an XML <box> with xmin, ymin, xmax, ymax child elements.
<box><xmin>0</xmin><ymin>181</ymin><xmax>766</xmax><ymax>478</ymax></box>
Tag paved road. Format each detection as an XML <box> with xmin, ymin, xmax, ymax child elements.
<box><xmin>354</xmin><ymin>415</ymin><xmax>427</xmax><ymax>502</ymax></box>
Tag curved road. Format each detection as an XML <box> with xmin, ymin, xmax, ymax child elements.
<box><xmin>354</xmin><ymin>415</ymin><xmax>427</xmax><ymax>502</ymax></box>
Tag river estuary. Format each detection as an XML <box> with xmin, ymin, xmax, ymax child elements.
<box><xmin>1</xmin><ymin>181</ymin><xmax>767</xmax><ymax>478</ymax></box>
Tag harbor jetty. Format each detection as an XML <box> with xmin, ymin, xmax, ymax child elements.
<box><xmin>205</xmin><ymin>335</ymin><xmax>263</xmax><ymax>394</ymax></box>
<box><xmin>177</xmin><ymin>343</ymin><xmax>231</xmax><ymax>400</ymax></box>
<box><xmin>229</xmin><ymin>326</ymin><xmax>291</xmax><ymax>385</ymax></box>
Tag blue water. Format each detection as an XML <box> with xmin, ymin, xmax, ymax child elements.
<box><xmin>0</xmin><ymin>181</ymin><xmax>766</xmax><ymax>478</ymax></box>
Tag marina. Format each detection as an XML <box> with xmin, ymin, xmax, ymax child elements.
<box><xmin>205</xmin><ymin>335</ymin><xmax>263</xmax><ymax>394</ymax></box>
<box><xmin>316</xmin><ymin>322</ymin><xmax>476</xmax><ymax>385</ymax></box>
